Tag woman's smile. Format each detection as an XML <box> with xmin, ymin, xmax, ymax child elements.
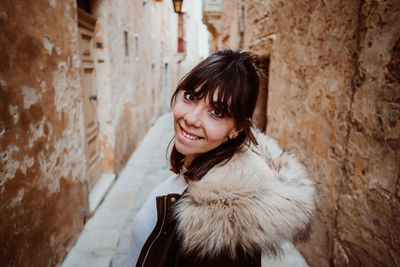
<box><xmin>180</xmin><ymin>125</ymin><xmax>203</xmax><ymax>141</ymax></box>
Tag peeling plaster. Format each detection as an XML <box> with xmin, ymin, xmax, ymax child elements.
<box><xmin>65</xmin><ymin>2</ymin><xmax>75</xmax><ymax>35</ymax></box>
<box><xmin>329</xmin><ymin>79</ymin><xmax>339</xmax><ymax>92</ymax></box>
<box><xmin>53</xmin><ymin>62</ymin><xmax>67</xmax><ymax>114</ymax></box>
<box><xmin>52</xmin><ymin>62</ymin><xmax>80</xmax><ymax>117</ymax></box>
<box><xmin>72</xmin><ymin>52</ymin><xmax>80</xmax><ymax>68</ymax></box>
<box><xmin>50</xmin><ymin>233</ymin><xmax>55</xmax><ymax>247</ymax></box>
<box><xmin>0</xmin><ymin>124</ymin><xmax>5</xmax><ymax>137</ymax></box>
<box><xmin>20</xmin><ymin>156</ymin><xmax>34</xmax><ymax>175</ymax></box>
<box><xmin>37</xmin><ymin>123</ymin><xmax>86</xmax><ymax>194</ymax></box>
<box><xmin>9</xmin><ymin>105</ymin><xmax>19</xmax><ymax>124</ymax></box>
<box><xmin>0</xmin><ymin>10</ymin><xmax>7</xmax><ymax>20</ymax></box>
<box><xmin>40</xmin><ymin>80</ymin><xmax>47</xmax><ymax>92</ymax></box>
<box><xmin>0</xmin><ymin>76</ymin><xmax>6</xmax><ymax>86</ymax></box>
<box><xmin>28</xmin><ymin>118</ymin><xmax>46</xmax><ymax>148</ymax></box>
<box><xmin>56</xmin><ymin>46</ymin><xmax>62</xmax><ymax>55</ymax></box>
<box><xmin>0</xmin><ymin>146</ymin><xmax>20</xmax><ymax>185</ymax></box>
<box><xmin>0</xmin><ymin>152</ymin><xmax>34</xmax><ymax>185</ymax></box>
<box><xmin>21</xmin><ymin>85</ymin><xmax>42</xmax><ymax>109</ymax></box>
<box><xmin>9</xmin><ymin>189</ymin><xmax>24</xmax><ymax>208</ymax></box>
<box><xmin>43</xmin><ymin>36</ymin><xmax>54</xmax><ymax>55</ymax></box>
<box><xmin>45</xmin><ymin>122</ymin><xmax>53</xmax><ymax>150</ymax></box>
<box><xmin>32</xmin><ymin>61</ymin><xmax>86</xmax><ymax>194</ymax></box>
<box><xmin>49</xmin><ymin>0</ymin><xmax>56</xmax><ymax>8</ymax></box>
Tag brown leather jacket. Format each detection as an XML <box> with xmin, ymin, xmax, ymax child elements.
<box><xmin>135</xmin><ymin>131</ymin><xmax>316</xmax><ymax>267</ymax></box>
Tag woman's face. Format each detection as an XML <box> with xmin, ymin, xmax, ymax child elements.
<box><xmin>173</xmin><ymin>89</ymin><xmax>240</xmax><ymax>166</ymax></box>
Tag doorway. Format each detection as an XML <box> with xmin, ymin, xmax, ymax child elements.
<box><xmin>253</xmin><ymin>56</ymin><xmax>270</xmax><ymax>132</ymax></box>
<box><xmin>77</xmin><ymin>8</ymin><xmax>102</xmax><ymax>191</ymax></box>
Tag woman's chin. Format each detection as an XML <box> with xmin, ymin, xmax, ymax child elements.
<box><xmin>174</xmin><ymin>142</ymin><xmax>189</xmax><ymax>156</ymax></box>
<box><xmin>175</xmin><ymin>142</ymin><xmax>199</xmax><ymax>159</ymax></box>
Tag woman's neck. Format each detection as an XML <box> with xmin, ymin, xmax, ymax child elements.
<box><xmin>184</xmin><ymin>155</ymin><xmax>196</xmax><ymax>168</ymax></box>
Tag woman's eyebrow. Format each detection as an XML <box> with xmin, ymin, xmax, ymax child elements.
<box><xmin>211</xmin><ymin>101</ymin><xmax>225</xmax><ymax>106</ymax></box>
<box><xmin>211</xmin><ymin>101</ymin><xmax>232</xmax><ymax>113</ymax></box>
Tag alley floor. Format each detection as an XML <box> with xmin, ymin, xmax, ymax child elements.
<box><xmin>60</xmin><ymin>113</ymin><xmax>309</xmax><ymax>267</ymax></box>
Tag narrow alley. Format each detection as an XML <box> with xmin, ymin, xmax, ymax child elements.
<box><xmin>1</xmin><ymin>0</ymin><xmax>399</xmax><ymax>266</ymax></box>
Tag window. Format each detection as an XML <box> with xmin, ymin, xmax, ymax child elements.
<box><xmin>124</xmin><ymin>31</ymin><xmax>129</xmax><ymax>57</ymax></box>
<box><xmin>135</xmin><ymin>34</ymin><xmax>140</xmax><ymax>60</ymax></box>
<box><xmin>77</xmin><ymin>0</ymin><xmax>91</xmax><ymax>13</ymax></box>
<box><xmin>178</xmin><ymin>13</ymin><xmax>185</xmax><ymax>53</ymax></box>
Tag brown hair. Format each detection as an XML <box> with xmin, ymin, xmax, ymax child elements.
<box><xmin>170</xmin><ymin>50</ymin><xmax>260</xmax><ymax>181</ymax></box>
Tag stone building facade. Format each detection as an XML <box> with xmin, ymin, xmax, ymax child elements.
<box><xmin>203</xmin><ymin>0</ymin><xmax>400</xmax><ymax>266</ymax></box>
<box><xmin>0</xmin><ymin>0</ymin><xmax>207</xmax><ymax>266</ymax></box>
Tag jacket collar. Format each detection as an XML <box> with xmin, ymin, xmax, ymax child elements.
<box><xmin>173</xmin><ymin>130</ymin><xmax>317</xmax><ymax>259</ymax></box>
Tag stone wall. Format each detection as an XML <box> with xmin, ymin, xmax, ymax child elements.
<box><xmin>0</xmin><ymin>1</ymin><xmax>88</xmax><ymax>266</ymax></box>
<box><xmin>0</xmin><ymin>0</ymin><xmax>207</xmax><ymax>266</ymax></box>
<box><xmin>203</xmin><ymin>0</ymin><xmax>400</xmax><ymax>266</ymax></box>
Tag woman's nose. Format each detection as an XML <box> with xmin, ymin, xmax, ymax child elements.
<box><xmin>184</xmin><ymin>107</ymin><xmax>202</xmax><ymax>128</ymax></box>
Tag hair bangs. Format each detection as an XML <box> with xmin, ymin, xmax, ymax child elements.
<box><xmin>206</xmin><ymin>80</ymin><xmax>235</xmax><ymax>119</ymax></box>
<box><xmin>175</xmin><ymin>69</ymin><xmax>236</xmax><ymax>118</ymax></box>
<box><xmin>208</xmin><ymin>68</ymin><xmax>247</xmax><ymax>126</ymax></box>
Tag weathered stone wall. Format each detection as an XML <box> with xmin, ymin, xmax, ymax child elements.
<box><xmin>334</xmin><ymin>1</ymin><xmax>400</xmax><ymax>265</ymax></box>
<box><xmin>204</xmin><ymin>0</ymin><xmax>400</xmax><ymax>265</ymax></box>
<box><xmin>0</xmin><ymin>0</ymin><xmax>207</xmax><ymax>266</ymax></box>
<box><xmin>0</xmin><ymin>1</ymin><xmax>88</xmax><ymax>266</ymax></box>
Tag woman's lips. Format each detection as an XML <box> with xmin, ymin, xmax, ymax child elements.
<box><xmin>179</xmin><ymin>125</ymin><xmax>203</xmax><ymax>141</ymax></box>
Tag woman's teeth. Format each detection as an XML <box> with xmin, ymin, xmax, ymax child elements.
<box><xmin>182</xmin><ymin>129</ymin><xmax>200</xmax><ymax>140</ymax></box>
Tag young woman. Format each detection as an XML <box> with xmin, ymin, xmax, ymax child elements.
<box><xmin>126</xmin><ymin>50</ymin><xmax>316</xmax><ymax>267</ymax></box>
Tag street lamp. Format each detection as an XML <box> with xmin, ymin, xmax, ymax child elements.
<box><xmin>172</xmin><ymin>0</ymin><xmax>183</xmax><ymax>13</ymax></box>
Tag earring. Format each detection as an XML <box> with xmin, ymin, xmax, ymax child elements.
<box><xmin>229</xmin><ymin>134</ymin><xmax>237</xmax><ymax>139</ymax></box>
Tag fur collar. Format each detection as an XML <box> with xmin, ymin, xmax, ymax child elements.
<box><xmin>173</xmin><ymin>130</ymin><xmax>317</xmax><ymax>259</ymax></box>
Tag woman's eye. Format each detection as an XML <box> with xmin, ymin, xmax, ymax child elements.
<box><xmin>210</xmin><ymin>108</ymin><xmax>223</xmax><ymax>118</ymax></box>
<box><xmin>183</xmin><ymin>92</ymin><xmax>195</xmax><ymax>102</ymax></box>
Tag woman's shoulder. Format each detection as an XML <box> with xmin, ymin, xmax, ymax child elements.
<box><xmin>149</xmin><ymin>172</ymin><xmax>187</xmax><ymax>197</ymax></box>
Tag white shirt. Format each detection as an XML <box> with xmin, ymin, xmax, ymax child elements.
<box><xmin>125</xmin><ymin>173</ymin><xmax>187</xmax><ymax>267</ymax></box>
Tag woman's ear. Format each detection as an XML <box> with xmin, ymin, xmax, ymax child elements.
<box><xmin>228</xmin><ymin>128</ymin><xmax>242</xmax><ymax>139</ymax></box>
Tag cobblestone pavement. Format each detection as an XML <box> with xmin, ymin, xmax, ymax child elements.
<box><xmin>60</xmin><ymin>112</ymin><xmax>308</xmax><ymax>267</ymax></box>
